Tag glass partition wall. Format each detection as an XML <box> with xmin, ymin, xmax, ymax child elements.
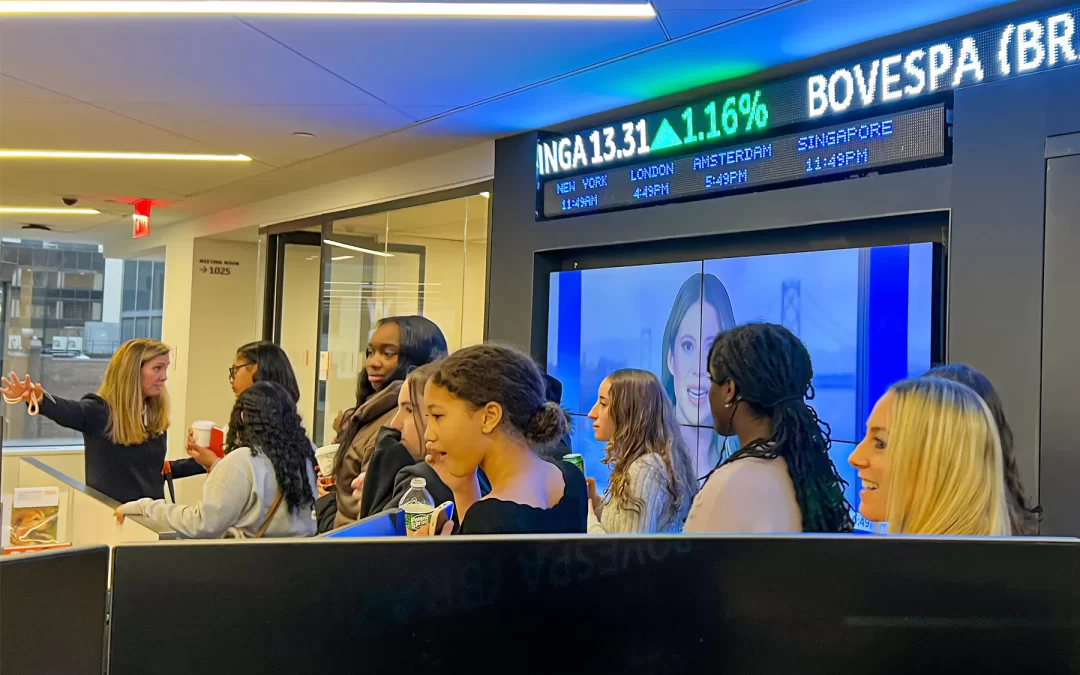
<box><xmin>264</xmin><ymin>188</ymin><xmax>491</xmax><ymax>445</ymax></box>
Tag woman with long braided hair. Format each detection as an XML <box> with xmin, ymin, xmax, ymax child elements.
<box><xmin>684</xmin><ymin>323</ymin><xmax>852</xmax><ymax>533</ymax></box>
<box><xmin>115</xmin><ymin>381</ymin><xmax>318</xmax><ymax>539</ymax></box>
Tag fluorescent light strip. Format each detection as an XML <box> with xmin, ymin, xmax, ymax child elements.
<box><xmin>330</xmin><ymin>255</ymin><xmax>354</xmax><ymax>261</ymax></box>
<box><xmin>0</xmin><ymin>149</ymin><xmax>251</xmax><ymax>162</ymax></box>
<box><xmin>324</xmin><ymin>239</ymin><xmax>394</xmax><ymax>258</ymax></box>
<box><xmin>0</xmin><ymin>1</ymin><xmax>656</xmax><ymax>17</ymax></box>
<box><xmin>0</xmin><ymin>207</ymin><xmax>101</xmax><ymax>215</ymax></box>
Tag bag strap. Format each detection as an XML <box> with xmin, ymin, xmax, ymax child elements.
<box><xmin>255</xmin><ymin>492</ymin><xmax>284</xmax><ymax>538</ymax></box>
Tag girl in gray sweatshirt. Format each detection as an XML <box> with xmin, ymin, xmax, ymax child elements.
<box><xmin>117</xmin><ymin>381</ymin><xmax>318</xmax><ymax>539</ymax></box>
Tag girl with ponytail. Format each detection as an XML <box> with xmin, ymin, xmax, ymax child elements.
<box><xmin>684</xmin><ymin>323</ymin><xmax>852</xmax><ymax>534</ymax></box>
<box><xmin>422</xmin><ymin>344</ymin><xmax>587</xmax><ymax>535</ymax></box>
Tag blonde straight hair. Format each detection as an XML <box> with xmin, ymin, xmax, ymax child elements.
<box><xmin>885</xmin><ymin>378</ymin><xmax>1010</xmax><ymax>536</ymax></box>
<box><xmin>97</xmin><ymin>339</ymin><xmax>171</xmax><ymax>445</ymax></box>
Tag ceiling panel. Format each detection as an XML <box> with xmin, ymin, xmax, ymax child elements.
<box><xmin>0</xmin><ymin>160</ymin><xmax>273</xmax><ymax>205</ymax></box>
<box><xmin>426</xmin><ymin>0</ymin><xmax>1022</xmax><ymax>137</ymax></box>
<box><xmin>651</xmin><ymin>0</ymin><xmax>788</xmax><ymax>37</ymax></box>
<box><xmin>106</xmin><ymin>102</ymin><xmax>414</xmax><ymax>167</ymax></box>
<box><xmin>656</xmin><ymin>9</ymin><xmax>751</xmax><ymax>39</ymax></box>
<box><xmin>0</xmin><ymin>100</ymin><xmax>214</xmax><ymax>153</ymax></box>
<box><xmin>245</xmin><ymin>16</ymin><xmax>668</xmax><ymax>113</ymax></box>
<box><xmin>0</xmin><ymin>212</ymin><xmax>128</xmax><ymax>236</ymax></box>
<box><xmin>0</xmin><ymin>75</ymin><xmax>69</xmax><ymax>102</ymax></box>
<box><xmin>0</xmin><ymin>17</ymin><xmax>383</xmax><ymax>105</ymax></box>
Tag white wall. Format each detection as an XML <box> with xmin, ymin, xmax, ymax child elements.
<box><xmin>159</xmin><ymin>238</ymin><xmax>259</xmax><ymax>504</ymax></box>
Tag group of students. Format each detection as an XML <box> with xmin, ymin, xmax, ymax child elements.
<box><xmin>585</xmin><ymin>323</ymin><xmax>1037</xmax><ymax>537</ymax></box>
<box><xmin>0</xmin><ymin>315</ymin><xmax>1038</xmax><ymax>539</ymax></box>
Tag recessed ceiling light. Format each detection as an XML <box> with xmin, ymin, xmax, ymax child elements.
<box><xmin>0</xmin><ymin>149</ymin><xmax>251</xmax><ymax>162</ymax></box>
<box><xmin>325</xmin><ymin>239</ymin><xmax>394</xmax><ymax>258</ymax></box>
<box><xmin>293</xmin><ymin>132</ymin><xmax>316</xmax><ymax>139</ymax></box>
<box><xmin>0</xmin><ymin>207</ymin><xmax>101</xmax><ymax>215</ymax></box>
<box><xmin>0</xmin><ymin>1</ymin><xmax>656</xmax><ymax>17</ymax></box>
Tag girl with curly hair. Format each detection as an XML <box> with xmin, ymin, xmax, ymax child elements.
<box><xmin>115</xmin><ymin>381</ymin><xmax>318</xmax><ymax>539</ymax></box>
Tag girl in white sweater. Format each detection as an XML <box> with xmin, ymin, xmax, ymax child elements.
<box><xmin>586</xmin><ymin>369</ymin><xmax>698</xmax><ymax>534</ymax></box>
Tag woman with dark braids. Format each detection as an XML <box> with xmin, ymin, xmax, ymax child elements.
<box><xmin>115</xmin><ymin>382</ymin><xmax>318</xmax><ymax>538</ymax></box>
<box><xmin>684</xmin><ymin>323</ymin><xmax>852</xmax><ymax>533</ymax></box>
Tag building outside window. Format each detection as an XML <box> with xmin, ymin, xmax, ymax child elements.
<box><xmin>0</xmin><ymin>238</ymin><xmax>164</xmax><ymax>446</ymax></box>
<box><xmin>120</xmin><ymin>259</ymin><xmax>165</xmax><ymax>343</ymax></box>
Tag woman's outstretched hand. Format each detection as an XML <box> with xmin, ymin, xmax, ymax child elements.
<box><xmin>0</xmin><ymin>372</ymin><xmax>42</xmax><ymax>403</ymax></box>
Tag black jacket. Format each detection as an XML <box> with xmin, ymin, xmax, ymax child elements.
<box><xmin>38</xmin><ymin>393</ymin><xmax>202</xmax><ymax>503</ymax></box>
<box><xmin>360</xmin><ymin>427</ymin><xmax>490</xmax><ymax>528</ymax></box>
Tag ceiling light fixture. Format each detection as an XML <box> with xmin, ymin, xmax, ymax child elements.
<box><xmin>324</xmin><ymin>239</ymin><xmax>394</xmax><ymax>258</ymax></box>
<box><xmin>0</xmin><ymin>1</ymin><xmax>656</xmax><ymax>17</ymax></box>
<box><xmin>330</xmin><ymin>255</ymin><xmax>354</xmax><ymax>261</ymax></box>
<box><xmin>0</xmin><ymin>149</ymin><xmax>251</xmax><ymax>162</ymax></box>
<box><xmin>0</xmin><ymin>207</ymin><xmax>101</xmax><ymax>215</ymax></box>
<box><xmin>479</xmin><ymin>191</ymin><xmax>490</xmax><ymax>198</ymax></box>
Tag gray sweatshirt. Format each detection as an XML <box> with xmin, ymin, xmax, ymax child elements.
<box><xmin>119</xmin><ymin>447</ymin><xmax>317</xmax><ymax>539</ymax></box>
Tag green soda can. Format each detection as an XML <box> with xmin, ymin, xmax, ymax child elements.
<box><xmin>562</xmin><ymin>453</ymin><xmax>585</xmax><ymax>473</ymax></box>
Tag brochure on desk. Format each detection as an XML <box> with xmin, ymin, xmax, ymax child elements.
<box><xmin>2</xmin><ymin>486</ymin><xmax>63</xmax><ymax>553</ymax></box>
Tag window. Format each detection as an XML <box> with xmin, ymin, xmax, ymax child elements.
<box><xmin>0</xmin><ymin>238</ymin><xmax>166</xmax><ymax>447</ymax></box>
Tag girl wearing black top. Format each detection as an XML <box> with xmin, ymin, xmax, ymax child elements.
<box><xmin>423</xmin><ymin>344</ymin><xmax>587</xmax><ymax>535</ymax></box>
<box><xmin>1</xmin><ymin>339</ymin><xmax>198</xmax><ymax>503</ymax></box>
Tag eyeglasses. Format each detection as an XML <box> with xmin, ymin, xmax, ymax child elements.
<box><xmin>229</xmin><ymin>363</ymin><xmax>255</xmax><ymax>380</ymax></box>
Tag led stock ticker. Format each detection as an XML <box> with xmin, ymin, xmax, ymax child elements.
<box><xmin>541</xmin><ymin>105</ymin><xmax>945</xmax><ymax>218</ymax></box>
<box><xmin>536</xmin><ymin>88</ymin><xmax>771</xmax><ymax>178</ymax></box>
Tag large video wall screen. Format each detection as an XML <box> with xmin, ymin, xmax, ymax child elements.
<box><xmin>547</xmin><ymin>242</ymin><xmax>937</xmax><ymax>530</ymax></box>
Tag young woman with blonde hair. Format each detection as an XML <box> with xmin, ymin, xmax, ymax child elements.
<box><xmin>586</xmin><ymin>368</ymin><xmax>698</xmax><ymax>533</ymax></box>
<box><xmin>1</xmin><ymin>338</ymin><xmax>194</xmax><ymax>503</ymax></box>
<box><xmin>848</xmin><ymin>377</ymin><xmax>1011</xmax><ymax>535</ymax></box>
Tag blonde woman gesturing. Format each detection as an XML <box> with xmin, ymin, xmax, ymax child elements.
<box><xmin>586</xmin><ymin>369</ymin><xmax>698</xmax><ymax>534</ymax></box>
<box><xmin>848</xmin><ymin>377</ymin><xmax>1011</xmax><ymax>536</ymax></box>
<box><xmin>1</xmin><ymin>339</ymin><xmax>193</xmax><ymax>503</ymax></box>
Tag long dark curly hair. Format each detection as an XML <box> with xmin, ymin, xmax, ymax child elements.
<box><xmin>706</xmin><ymin>323</ymin><xmax>853</xmax><ymax>533</ymax></box>
<box><xmin>225</xmin><ymin>381</ymin><xmax>316</xmax><ymax>514</ymax></box>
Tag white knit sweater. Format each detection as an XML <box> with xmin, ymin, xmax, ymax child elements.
<box><xmin>588</xmin><ymin>453</ymin><xmax>687</xmax><ymax>534</ymax></box>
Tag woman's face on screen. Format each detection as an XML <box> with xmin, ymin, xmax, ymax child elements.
<box><xmin>668</xmin><ymin>300</ymin><xmax>721</xmax><ymax>427</ymax></box>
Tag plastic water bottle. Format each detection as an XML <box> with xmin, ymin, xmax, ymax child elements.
<box><xmin>399</xmin><ymin>477</ymin><xmax>435</xmax><ymax>536</ymax></box>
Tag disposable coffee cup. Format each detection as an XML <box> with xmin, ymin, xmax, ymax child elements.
<box><xmin>315</xmin><ymin>444</ymin><xmax>339</xmax><ymax>476</ymax></box>
<box><xmin>191</xmin><ymin>420</ymin><xmax>214</xmax><ymax>448</ymax></box>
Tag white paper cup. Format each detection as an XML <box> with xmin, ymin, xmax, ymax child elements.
<box><xmin>315</xmin><ymin>444</ymin><xmax>339</xmax><ymax>476</ymax></box>
<box><xmin>191</xmin><ymin>420</ymin><xmax>214</xmax><ymax>448</ymax></box>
